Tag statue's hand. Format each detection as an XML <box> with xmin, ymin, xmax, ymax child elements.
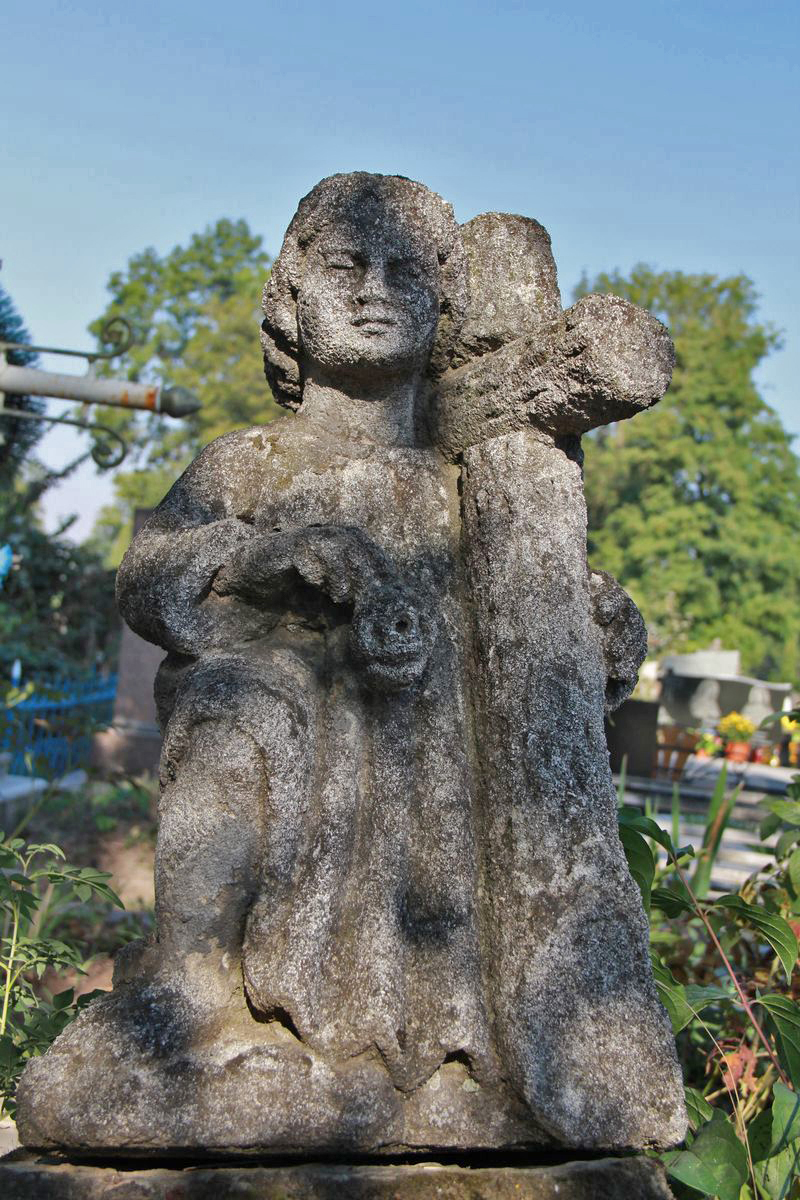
<box><xmin>350</xmin><ymin>580</ymin><xmax>438</xmax><ymax>692</ymax></box>
<box><xmin>213</xmin><ymin>526</ymin><xmax>390</xmax><ymax>606</ymax></box>
<box><xmin>213</xmin><ymin>529</ymin><xmax>437</xmax><ymax>689</ymax></box>
<box><xmin>590</xmin><ymin>570</ymin><xmax>647</xmax><ymax>713</ymax></box>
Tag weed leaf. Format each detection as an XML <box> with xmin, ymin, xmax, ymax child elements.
<box><xmin>662</xmin><ymin>1109</ymin><xmax>747</xmax><ymax>1200</ymax></box>
<box><xmin>619</xmin><ymin>825</ymin><xmax>655</xmax><ymax>911</ymax></box>
<box><xmin>755</xmin><ymin>996</ymin><xmax>800</xmax><ymax>1089</ymax></box>
<box><xmin>684</xmin><ymin>1086</ymin><xmax>714</xmax><ymax>1132</ymax></box>
<box><xmin>713</xmin><ymin>895</ymin><xmax>799</xmax><ymax>982</ymax></box>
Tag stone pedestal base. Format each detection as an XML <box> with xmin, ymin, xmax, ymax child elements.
<box><xmin>0</xmin><ymin>1154</ymin><xmax>673</xmax><ymax>1198</ymax></box>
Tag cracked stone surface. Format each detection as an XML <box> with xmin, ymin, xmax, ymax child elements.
<box><xmin>16</xmin><ymin>173</ymin><xmax>686</xmax><ymax>1158</ymax></box>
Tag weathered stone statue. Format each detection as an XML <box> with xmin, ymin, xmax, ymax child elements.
<box><xmin>17</xmin><ymin>174</ymin><xmax>686</xmax><ymax>1163</ymax></box>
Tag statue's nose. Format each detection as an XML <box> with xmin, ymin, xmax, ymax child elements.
<box><xmin>355</xmin><ymin>259</ymin><xmax>391</xmax><ymax>304</ymax></box>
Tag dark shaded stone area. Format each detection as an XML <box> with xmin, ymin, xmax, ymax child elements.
<box><xmin>0</xmin><ymin>1154</ymin><xmax>674</xmax><ymax>1199</ymax></box>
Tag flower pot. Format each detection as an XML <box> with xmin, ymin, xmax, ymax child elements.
<box><xmin>725</xmin><ymin>741</ymin><xmax>751</xmax><ymax>763</ymax></box>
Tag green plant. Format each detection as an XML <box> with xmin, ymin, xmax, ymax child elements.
<box><xmin>86</xmin><ymin>219</ymin><xmax>278</xmax><ymax>566</ymax></box>
<box><xmin>79</xmin><ymin>776</ymin><xmax>156</xmax><ymax>834</ymax></box>
<box><xmin>619</xmin><ymin>718</ymin><xmax>800</xmax><ymax>1198</ymax></box>
<box><xmin>0</xmin><ymin>832</ymin><xmax>123</xmax><ymax>1119</ymax></box>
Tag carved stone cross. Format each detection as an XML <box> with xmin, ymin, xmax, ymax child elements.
<box><xmin>17</xmin><ymin>174</ymin><xmax>685</xmax><ymax>1160</ymax></box>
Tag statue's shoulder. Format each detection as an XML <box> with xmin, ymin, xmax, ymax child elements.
<box><xmin>197</xmin><ymin>417</ymin><xmax>294</xmax><ymax>463</ymax></box>
<box><xmin>185</xmin><ymin>418</ymin><xmax>296</xmax><ymax>482</ymax></box>
<box><xmin>157</xmin><ymin>420</ymin><xmax>294</xmax><ymax>520</ymax></box>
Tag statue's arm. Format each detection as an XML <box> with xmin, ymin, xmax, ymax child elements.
<box><xmin>212</xmin><ymin>523</ymin><xmax>392</xmax><ymax>608</ymax></box>
<box><xmin>117</xmin><ymin>430</ymin><xmax>433</xmax><ymax>688</ymax></box>
<box><xmin>115</xmin><ymin>431</ymin><xmax>268</xmax><ymax>655</ymax></box>
<box><xmin>215</xmin><ymin>527</ymin><xmax>438</xmax><ymax>692</ymax></box>
<box><xmin>589</xmin><ymin>570</ymin><xmax>647</xmax><ymax>713</ymax></box>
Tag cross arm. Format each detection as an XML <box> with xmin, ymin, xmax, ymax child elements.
<box><xmin>428</xmin><ymin>292</ymin><xmax>674</xmax><ymax>460</ymax></box>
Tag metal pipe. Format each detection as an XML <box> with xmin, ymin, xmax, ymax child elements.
<box><xmin>0</xmin><ymin>360</ymin><xmax>199</xmax><ymax>417</ymax></box>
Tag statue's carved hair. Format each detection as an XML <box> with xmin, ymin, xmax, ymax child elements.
<box><xmin>262</xmin><ymin>173</ymin><xmax>467</xmax><ymax>410</ymax></box>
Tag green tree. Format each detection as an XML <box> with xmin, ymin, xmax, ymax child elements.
<box><xmin>88</xmin><ymin>219</ymin><xmax>279</xmax><ymax>562</ymax></box>
<box><xmin>0</xmin><ymin>289</ymin><xmax>117</xmax><ymax>676</ymax></box>
<box><xmin>0</xmin><ymin>284</ymin><xmax>44</xmax><ymax>478</ymax></box>
<box><xmin>577</xmin><ymin>266</ymin><xmax>800</xmax><ymax>682</ymax></box>
<box><xmin>0</xmin><ymin>518</ymin><xmax>118</xmax><ymax>676</ymax></box>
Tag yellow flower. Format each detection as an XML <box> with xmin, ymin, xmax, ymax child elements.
<box><xmin>780</xmin><ymin>715</ymin><xmax>798</xmax><ymax>734</ymax></box>
<box><xmin>717</xmin><ymin>711</ymin><xmax>756</xmax><ymax>741</ymax></box>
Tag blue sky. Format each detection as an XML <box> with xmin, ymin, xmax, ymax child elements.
<box><xmin>2</xmin><ymin>0</ymin><xmax>798</xmax><ymax>537</ymax></box>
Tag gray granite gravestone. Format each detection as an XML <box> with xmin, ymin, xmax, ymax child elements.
<box><xmin>92</xmin><ymin>508</ymin><xmax>164</xmax><ymax>775</ymax></box>
<box><xmin>15</xmin><ymin>174</ymin><xmax>685</xmax><ymax>1181</ymax></box>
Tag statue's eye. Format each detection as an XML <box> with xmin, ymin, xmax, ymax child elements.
<box><xmin>390</xmin><ymin>258</ymin><xmax>423</xmax><ymax>281</ymax></box>
<box><xmin>325</xmin><ymin>251</ymin><xmax>357</xmax><ymax>270</ymax></box>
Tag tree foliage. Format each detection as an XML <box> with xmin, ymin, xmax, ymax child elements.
<box><xmin>0</xmin><ymin>284</ymin><xmax>44</xmax><ymax>477</ymax></box>
<box><xmin>577</xmin><ymin>266</ymin><xmax>800</xmax><ymax>682</ymax></box>
<box><xmin>0</xmin><ymin>518</ymin><xmax>117</xmax><ymax>676</ymax></box>
<box><xmin>88</xmin><ymin>219</ymin><xmax>279</xmax><ymax>562</ymax></box>
<box><xmin>0</xmin><ymin>288</ymin><xmax>117</xmax><ymax>677</ymax></box>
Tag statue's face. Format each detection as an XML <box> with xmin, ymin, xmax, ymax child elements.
<box><xmin>297</xmin><ymin>200</ymin><xmax>440</xmax><ymax>379</ymax></box>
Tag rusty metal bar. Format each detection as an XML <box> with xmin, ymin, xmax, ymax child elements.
<box><xmin>0</xmin><ymin>360</ymin><xmax>199</xmax><ymax>417</ymax></box>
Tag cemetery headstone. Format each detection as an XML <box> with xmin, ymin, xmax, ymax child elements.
<box><xmin>92</xmin><ymin>508</ymin><xmax>164</xmax><ymax>775</ymax></box>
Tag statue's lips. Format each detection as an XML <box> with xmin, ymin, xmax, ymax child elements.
<box><xmin>351</xmin><ymin>315</ymin><xmax>397</xmax><ymax>333</ymax></box>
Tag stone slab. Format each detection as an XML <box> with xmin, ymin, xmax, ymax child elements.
<box><xmin>91</xmin><ymin>507</ymin><xmax>164</xmax><ymax>775</ymax></box>
<box><xmin>0</xmin><ymin>1118</ymin><xmax>20</xmax><ymax>1158</ymax></box>
<box><xmin>0</xmin><ymin>1154</ymin><xmax>674</xmax><ymax>1198</ymax></box>
<box><xmin>0</xmin><ymin>770</ymin><xmax>87</xmax><ymax>832</ymax></box>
